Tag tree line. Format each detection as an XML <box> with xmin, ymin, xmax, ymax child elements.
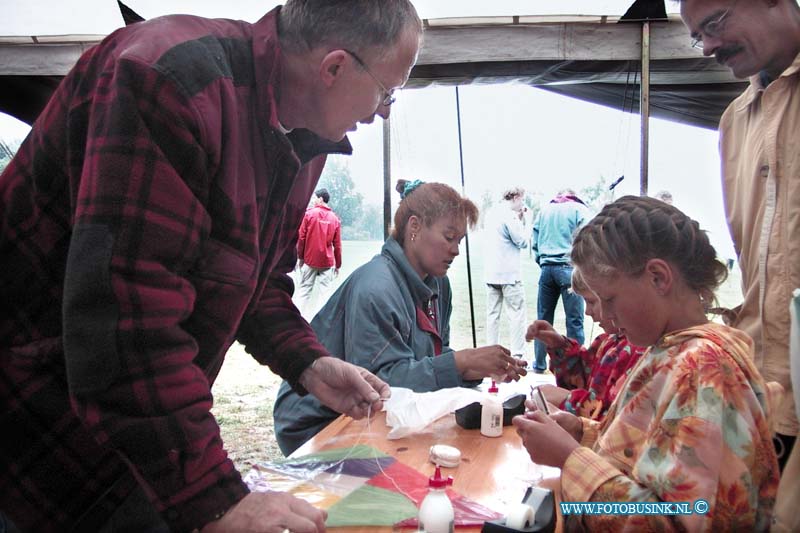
<box><xmin>0</xmin><ymin>138</ymin><xmax>613</xmax><ymax>242</ymax></box>
<box><xmin>318</xmin><ymin>159</ymin><xmax>615</xmax><ymax>241</ymax></box>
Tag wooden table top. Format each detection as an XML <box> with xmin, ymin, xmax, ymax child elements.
<box><xmin>292</xmin><ymin>408</ymin><xmax>561</xmax><ymax>532</ymax></box>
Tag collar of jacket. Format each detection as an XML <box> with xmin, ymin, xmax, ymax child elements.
<box><xmin>736</xmin><ymin>50</ymin><xmax>800</xmax><ymax>110</ymax></box>
<box><xmin>251</xmin><ymin>7</ymin><xmax>353</xmax><ymax>164</ymax></box>
<box><xmin>382</xmin><ymin>237</ymin><xmax>440</xmax><ymax>306</ymax></box>
<box><xmin>287</xmin><ymin>128</ymin><xmax>352</xmax><ymax>164</ymax></box>
<box><xmin>656</xmin><ymin>322</ymin><xmax>753</xmax><ymax>367</ymax></box>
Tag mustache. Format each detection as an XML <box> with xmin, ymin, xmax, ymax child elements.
<box><xmin>715</xmin><ymin>46</ymin><xmax>743</xmax><ymax>64</ymax></box>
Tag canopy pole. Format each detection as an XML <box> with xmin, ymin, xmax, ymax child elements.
<box><xmin>455</xmin><ymin>87</ymin><xmax>477</xmax><ymax>348</ymax></box>
<box><xmin>639</xmin><ymin>20</ymin><xmax>651</xmax><ymax>196</ymax></box>
<box><xmin>382</xmin><ymin>116</ymin><xmax>391</xmax><ymax>240</ymax></box>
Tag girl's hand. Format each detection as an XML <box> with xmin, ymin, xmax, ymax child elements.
<box><xmin>512</xmin><ymin>410</ymin><xmax>580</xmax><ymax>468</ymax></box>
<box><xmin>538</xmin><ymin>384</ymin><xmax>570</xmax><ymax>407</ymax></box>
<box><xmin>524</xmin><ymin>399</ymin><xmax>583</xmax><ymax>442</ymax></box>
<box><xmin>525</xmin><ymin>320</ymin><xmax>568</xmax><ymax>349</ymax></box>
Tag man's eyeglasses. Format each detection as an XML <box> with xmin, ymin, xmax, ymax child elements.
<box><xmin>691</xmin><ymin>1</ymin><xmax>737</xmax><ymax>49</ymax></box>
<box><xmin>343</xmin><ymin>49</ymin><xmax>396</xmax><ymax>107</ymax></box>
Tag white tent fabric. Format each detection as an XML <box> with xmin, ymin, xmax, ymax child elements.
<box><xmin>0</xmin><ymin>0</ymin><xmax>744</xmax><ymax>129</ymax></box>
<box><xmin>1</xmin><ymin>0</ymin><xmax>657</xmax><ymax>38</ymax></box>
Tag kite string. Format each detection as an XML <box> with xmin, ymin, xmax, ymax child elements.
<box><xmin>364</xmin><ymin>403</ymin><xmax>419</xmax><ymax>503</ymax></box>
<box><xmin>293</xmin><ymin>403</ymin><xmax>421</xmax><ymax>505</ymax></box>
<box><xmin>316</xmin><ymin>403</ymin><xmax>419</xmax><ymax>503</ymax></box>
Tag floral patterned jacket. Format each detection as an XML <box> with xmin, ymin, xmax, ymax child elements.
<box><xmin>549</xmin><ymin>333</ymin><xmax>645</xmax><ymax>420</ymax></box>
<box><xmin>561</xmin><ymin>323</ymin><xmax>779</xmax><ymax>532</ymax></box>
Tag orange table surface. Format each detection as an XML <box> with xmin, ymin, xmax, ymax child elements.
<box><xmin>291</xmin><ymin>410</ymin><xmax>562</xmax><ymax>532</ymax></box>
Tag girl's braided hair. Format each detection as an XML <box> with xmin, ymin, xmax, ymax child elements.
<box><xmin>571</xmin><ymin>195</ymin><xmax>728</xmax><ymax>305</ymax></box>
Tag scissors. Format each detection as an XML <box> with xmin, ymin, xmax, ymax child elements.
<box><xmin>529</xmin><ymin>385</ymin><xmax>550</xmax><ymax>415</ymax></box>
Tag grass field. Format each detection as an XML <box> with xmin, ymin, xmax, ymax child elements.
<box><xmin>213</xmin><ymin>235</ymin><xmax>744</xmax><ymax>473</ymax></box>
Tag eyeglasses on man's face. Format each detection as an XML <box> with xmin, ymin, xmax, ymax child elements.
<box><xmin>343</xmin><ymin>49</ymin><xmax>397</xmax><ymax>107</ymax></box>
<box><xmin>690</xmin><ymin>0</ymin><xmax>738</xmax><ymax>49</ymax></box>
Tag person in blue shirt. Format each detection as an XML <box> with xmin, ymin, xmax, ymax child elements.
<box><xmin>274</xmin><ymin>179</ymin><xmax>528</xmax><ymax>455</ymax></box>
<box><xmin>531</xmin><ymin>189</ymin><xmax>589</xmax><ymax>373</ymax></box>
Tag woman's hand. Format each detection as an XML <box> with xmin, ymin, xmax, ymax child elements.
<box><xmin>512</xmin><ymin>410</ymin><xmax>580</xmax><ymax>468</ymax></box>
<box><xmin>454</xmin><ymin>345</ymin><xmax>527</xmax><ymax>382</ymax></box>
<box><xmin>525</xmin><ymin>320</ymin><xmax>568</xmax><ymax>349</ymax></box>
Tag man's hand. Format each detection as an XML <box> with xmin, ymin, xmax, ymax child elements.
<box><xmin>334</xmin><ymin>267</ymin><xmax>340</xmax><ymax>277</ymax></box>
<box><xmin>299</xmin><ymin>357</ymin><xmax>390</xmax><ymax>419</ymax></box>
<box><xmin>525</xmin><ymin>320</ymin><xmax>568</xmax><ymax>349</ymax></box>
<box><xmin>201</xmin><ymin>491</ymin><xmax>326</xmax><ymax>533</ymax></box>
<box><xmin>512</xmin><ymin>410</ymin><xmax>580</xmax><ymax>468</ymax></box>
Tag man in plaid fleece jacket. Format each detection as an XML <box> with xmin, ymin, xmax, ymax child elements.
<box><xmin>0</xmin><ymin>1</ymin><xmax>421</xmax><ymax>531</ymax></box>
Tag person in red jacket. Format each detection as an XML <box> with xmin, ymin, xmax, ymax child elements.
<box><xmin>296</xmin><ymin>188</ymin><xmax>342</xmax><ymax>318</ymax></box>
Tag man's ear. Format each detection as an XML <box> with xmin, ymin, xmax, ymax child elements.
<box><xmin>645</xmin><ymin>258</ymin><xmax>673</xmax><ymax>295</ymax></box>
<box><xmin>319</xmin><ymin>50</ymin><xmax>348</xmax><ymax>88</ymax></box>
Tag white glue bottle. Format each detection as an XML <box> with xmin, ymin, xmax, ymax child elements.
<box><xmin>480</xmin><ymin>380</ymin><xmax>503</xmax><ymax>437</ymax></box>
<box><xmin>418</xmin><ymin>465</ymin><xmax>454</xmax><ymax>533</ymax></box>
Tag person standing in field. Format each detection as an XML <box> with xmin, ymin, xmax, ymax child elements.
<box><xmin>295</xmin><ymin>188</ymin><xmax>342</xmax><ymax>319</ymax></box>
<box><xmin>484</xmin><ymin>187</ymin><xmax>529</xmax><ymax>360</ymax></box>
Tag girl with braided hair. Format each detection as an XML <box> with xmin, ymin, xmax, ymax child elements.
<box><xmin>275</xmin><ymin>180</ymin><xmax>527</xmax><ymax>455</ymax></box>
<box><xmin>513</xmin><ymin>195</ymin><xmax>779</xmax><ymax>531</ymax></box>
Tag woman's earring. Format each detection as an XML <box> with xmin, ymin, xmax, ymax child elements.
<box><xmin>411</xmin><ymin>233</ymin><xmax>416</xmax><ymax>242</ymax></box>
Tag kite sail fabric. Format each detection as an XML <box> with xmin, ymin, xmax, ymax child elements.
<box><xmin>243</xmin><ymin>445</ymin><xmax>502</xmax><ymax>528</ymax></box>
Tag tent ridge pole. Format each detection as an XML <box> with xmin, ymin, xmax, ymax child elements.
<box><xmin>455</xmin><ymin>86</ymin><xmax>477</xmax><ymax>348</ymax></box>
<box><xmin>640</xmin><ymin>20</ymin><xmax>650</xmax><ymax>196</ymax></box>
<box><xmin>383</xmin><ymin>117</ymin><xmax>391</xmax><ymax>240</ymax></box>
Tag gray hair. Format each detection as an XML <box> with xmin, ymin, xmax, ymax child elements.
<box><xmin>502</xmin><ymin>187</ymin><xmax>525</xmax><ymax>201</ymax></box>
<box><xmin>278</xmin><ymin>0</ymin><xmax>422</xmax><ymax>59</ymax></box>
<box><xmin>654</xmin><ymin>190</ymin><xmax>673</xmax><ymax>204</ymax></box>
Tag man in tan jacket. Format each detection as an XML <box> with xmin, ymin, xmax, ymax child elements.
<box><xmin>680</xmin><ymin>0</ymin><xmax>800</xmax><ymax>528</ymax></box>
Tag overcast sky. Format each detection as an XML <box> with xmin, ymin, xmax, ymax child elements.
<box><xmin>1</xmin><ymin>0</ymin><xmax>733</xmax><ymax>258</ymax></box>
<box><xmin>332</xmin><ymin>82</ymin><xmax>734</xmax><ymax>259</ymax></box>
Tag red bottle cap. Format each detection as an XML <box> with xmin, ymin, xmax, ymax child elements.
<box><xmin>488</xmin><ymin>380</ymin><xmax>499</xmax><ymax>394</ymax></box>
<box><xmin>428</xmin><ymin>465</ymin><xmax>454</xmax><ymax>488</ymax></box>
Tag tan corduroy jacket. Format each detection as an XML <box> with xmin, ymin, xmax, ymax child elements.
<box><xmin>718</xmin><ymin>52</ymin><xmax>800</xmax><ymax>437</ymax></box>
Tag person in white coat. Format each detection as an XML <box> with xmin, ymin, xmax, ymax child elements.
<box><xmin>484</xmin><ymin>187</ymin><xmax>529</xmax><ymax>359</ymax></box>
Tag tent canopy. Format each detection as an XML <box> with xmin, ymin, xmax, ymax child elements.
<box><xmin>0</xmin><ymin>3</ymin><xmax>745</xmax><ymax>129</ymax></box>
<box><xmin>406</xmin><ymin>14</ymin><xmax>744</xmax><ymax>129</ymax></box>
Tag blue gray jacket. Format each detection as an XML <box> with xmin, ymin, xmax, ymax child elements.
<box><xmin>532</xmin><ymin>199</ymin><xmax>589</xmax><ymax>265</ymax></box>
<box><xmin>273</xmin><ymin>238</ymin><xmax>479</xmax><ymax>455</ymax></box>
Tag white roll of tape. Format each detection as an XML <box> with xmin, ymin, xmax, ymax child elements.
<box><xmin>429</xmin><ymin>444</ymin><xmax>461</xmax><ymax>468</ymax></box>
<box><xmin>505</xmin><ymin>502</ymin><xmax>534</xmax><ymax>530</ymax></box>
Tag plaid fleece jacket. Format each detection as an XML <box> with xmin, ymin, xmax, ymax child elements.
<box><xmin>0</xmin><ymin>8</ymin><xmax>351</xmax><ymax>532</ymax></box>
<box><xmin>549</xmin><ymin>333</ymin><xmax>645</xmax><ymax>421</ymax></box>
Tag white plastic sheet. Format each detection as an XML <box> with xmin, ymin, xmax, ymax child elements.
<box><xmin>382</xmin><ymin>386</ymin><xmax>484</xmax><ymax>439</ymax></box>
